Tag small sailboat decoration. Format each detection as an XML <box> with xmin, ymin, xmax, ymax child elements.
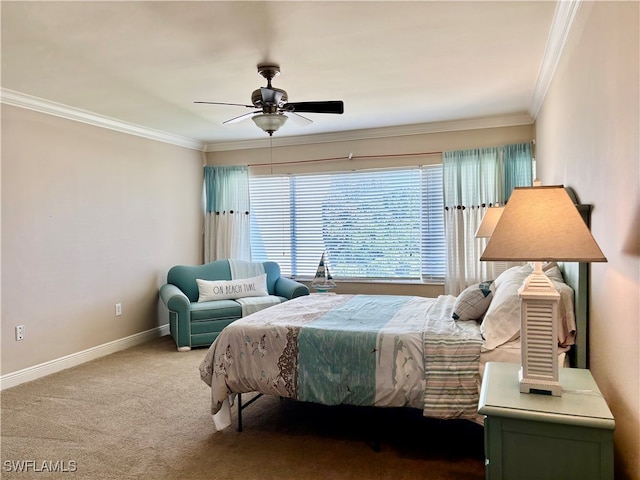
<box><xmin>311</xmin><ymin>252</ymin><xmax>337</xmax><ymax>293</ymax></box>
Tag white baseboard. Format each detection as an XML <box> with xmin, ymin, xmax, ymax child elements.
<box><xmin>0</xmin><ymin>324</ymin><xmax>170</xmax><ymax>391</ymax></box>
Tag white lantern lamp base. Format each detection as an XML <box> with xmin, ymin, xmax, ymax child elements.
<box><xmin>518</xmin><ymin>263</ymin><xmax>562</xmax><ymax>397</ymax></box>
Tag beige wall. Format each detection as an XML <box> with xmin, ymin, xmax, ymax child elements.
<box><xmin>207</xmin><ymin>124</ymin><xmax>534</xmax><ymax>297</ymax></box>
<box><xmin>208</xmin><ymin>124</ymin><xmax>534</xmax><ymax>174</ymax></box>
<box><xmin>1</xmin><ymin>105</ymin><xmax>204</xmax><ymax>375</ymax></box>
<box><xmin>535</xmin><ymin>2</ymin><xmax>639</xmax><ymax>478</ymax></box>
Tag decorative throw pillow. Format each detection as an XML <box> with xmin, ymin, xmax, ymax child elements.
<box><xmin>452</xmin><ymin>281</ymin><xmax>495</xmax><ymax>321</ymax></box>
<box><xmin>196</xmin><ymin>274</ymin><xmax>268</xmax><ymax>302</ymax></box>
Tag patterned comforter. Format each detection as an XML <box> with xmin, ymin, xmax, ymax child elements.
<box><xmin>199</xmin><ymin>294</ymin><xmax>483</xmax><ymax>425</ymax></box>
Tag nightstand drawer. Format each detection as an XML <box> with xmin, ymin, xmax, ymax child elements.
<box><xmin>485</xmin><ymin>416</ymin><xmax>614</xmax><ymax>480</ymax></box>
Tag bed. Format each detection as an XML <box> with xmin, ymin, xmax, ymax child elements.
<box><xmin>199</xmin><ymin>192</ymin><xmax>591</xmax><ymax>433</ymax></box>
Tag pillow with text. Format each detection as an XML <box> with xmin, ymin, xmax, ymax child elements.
<box><xmin>197</xmin><ymin>274</ymin><xmax>268</xmax><ymax>302</ymax></box>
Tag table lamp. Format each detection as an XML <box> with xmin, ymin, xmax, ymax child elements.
<box><xmin>475</xmin><ymin>205</ymin><xmax>505</xmax><ymax>238</ymax></box>
<box><xmin>476</xmin><ymin>205</ymin><xmax>510</xmax><ymax>278</ymax></box>
<box><xmin>481</xmin><ymin>185</ymin><xmax>607</xmax><ymax>396</ymax></box>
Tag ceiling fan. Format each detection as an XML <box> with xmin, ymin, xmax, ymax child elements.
<box><xmin>195</xmin><ymin>63</ymin><xmax>344</xmax><ymax>136</ymax></box>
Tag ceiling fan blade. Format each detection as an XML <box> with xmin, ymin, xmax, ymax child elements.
<box><xmin>287</xmin><ymin>112</ymin><xmax>313</xmax><ymax>125</ymax></box>
<box><xmin>194</xmin><ymin>101</ymin><xmax>254</xmax><ymax>108</ymax></box>
<box><xmin>284</xmin><ymin>101</ymin><xmax>344</xmax><ymax>114</ymax></box>
<box><xmin>223</xmin><ymin>111</ymin><xmax>260</xmax><ymax>124</ymax></box>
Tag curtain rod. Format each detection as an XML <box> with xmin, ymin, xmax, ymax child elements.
<box><xmin>248</xmin><ymin>150</ymin><xmax>443</xmax><ymax>168</ymax></box>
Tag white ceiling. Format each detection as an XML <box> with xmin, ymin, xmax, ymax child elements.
<box><xmin>1</xmin><ymin>1</ymin><xmax>563</xmax><ymax>150</ymax></box>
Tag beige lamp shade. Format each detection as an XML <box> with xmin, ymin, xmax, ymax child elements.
<box><xmin>475</xmin><ymin>206</ymin><xmax>505</xmax><ymax>238</ymax></box>
<box><xmin>480</xmin><ymin>186</ymin><xmax>607</xmax><ymax>263</ymax></box>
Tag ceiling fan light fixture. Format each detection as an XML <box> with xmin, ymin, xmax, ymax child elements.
<box><xmin>252</xmin><ymin>113</ymin><xmax>288</xmax><ymax>136</ymax></box>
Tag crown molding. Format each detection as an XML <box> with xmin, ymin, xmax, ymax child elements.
<box><xmin>1</xmin><ymin>88</ymin><xmax>206</xmax><ymax>152</ymax></box>
<box><xmin>2</xmin><ymin>1</ymin><xmax>575</xmax><ymax>154</ymax></box>
<box><xmin>529</xmin><ymin>0</ymin><xmax>582</xmax><ymax>119</ymax></box>
<box><xmin>1</xmin><ymin>88</ymin><xmax>533</xmax><ymax>154</ymax></box>
<box><xmin>205</xmin><ymin>112</ymin><xmax>534</xmax><ymax>152</ymax></box>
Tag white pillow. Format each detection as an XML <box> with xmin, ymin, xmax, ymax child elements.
<box><xmin>555</xmin><ymin>280</ymin><xmax>576</xmax><ymax>346</ymax></box>
<box><xmin>544</xmin><ymin>265</ymin><xmax>564</xmax><ymax>282</ymax></box>
<box><xmin>196</xmin><ymin>274</ymin><xmax>268</xmax><ymax>302</ymax></box>
<box><xmin>493</xmin><ymin>263</ymin><xmax>532</xmax><ymax>288</ymax></box>
<box><xmin>480</xmin><ymin>264</ymin><xmax>576</xmax><ymax>351</ymax></box>
<box><xmin>480</xmin><ymin>265</ymin><xmax>532</xmax><ymax>351</ymax></box>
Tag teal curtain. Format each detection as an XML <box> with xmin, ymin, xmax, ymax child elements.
<box><xmin>203</xmin><ymin>166</ymin><xmax>251</xmax><ymax>262</ymax></box>
<box><xmin>443</xmin><ymin>143</ymin><xmax>533</xmax><ymax>294</ymax></box>
<box><xmin>503</xmin><ymin>143</ymin><xmax>533</xmax><ymax>202</ymax></box>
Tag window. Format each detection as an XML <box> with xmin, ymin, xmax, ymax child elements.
<box><xmin>249</xmin><ymin>166</ymin><xmax>445</xmax><ymax>282</ymax></box>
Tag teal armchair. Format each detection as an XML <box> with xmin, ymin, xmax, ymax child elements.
<box><xmin>160</xmin><ymin>260</ymin><xmax>309</xmax><ymax>351</ymax></box>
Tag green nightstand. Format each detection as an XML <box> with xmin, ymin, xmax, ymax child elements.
<box><xmin>478</xmin><ymin>362</ymin><xmax>615</xmax><ymax>480</ymax></box>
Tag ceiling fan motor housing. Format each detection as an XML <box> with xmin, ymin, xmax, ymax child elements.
<box><xmin>252</xmin><ymin>87</ymin><xmax>288</xmax><ymax>110</ymax></box>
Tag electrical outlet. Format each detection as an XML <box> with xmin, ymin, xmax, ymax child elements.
<box><xmin>15</xmin><ymin>325</ymin><xmax>25</xmax><ymax>341</ymax></box>
<box><xmin>115</xmin><ymin>303</ymin><xmax>122</xmax><ymax>316</ymax></box>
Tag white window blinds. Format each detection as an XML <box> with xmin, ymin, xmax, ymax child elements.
<box><xmin>249</xmin><ymin>165</ymin><xmax>445</xmax><ymax>282</ymax></box>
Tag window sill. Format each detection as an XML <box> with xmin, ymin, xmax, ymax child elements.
<box><xmin>293</xmin><ymin>277</ymin><xmax>444</xmax><ymax>287</ymax></box>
